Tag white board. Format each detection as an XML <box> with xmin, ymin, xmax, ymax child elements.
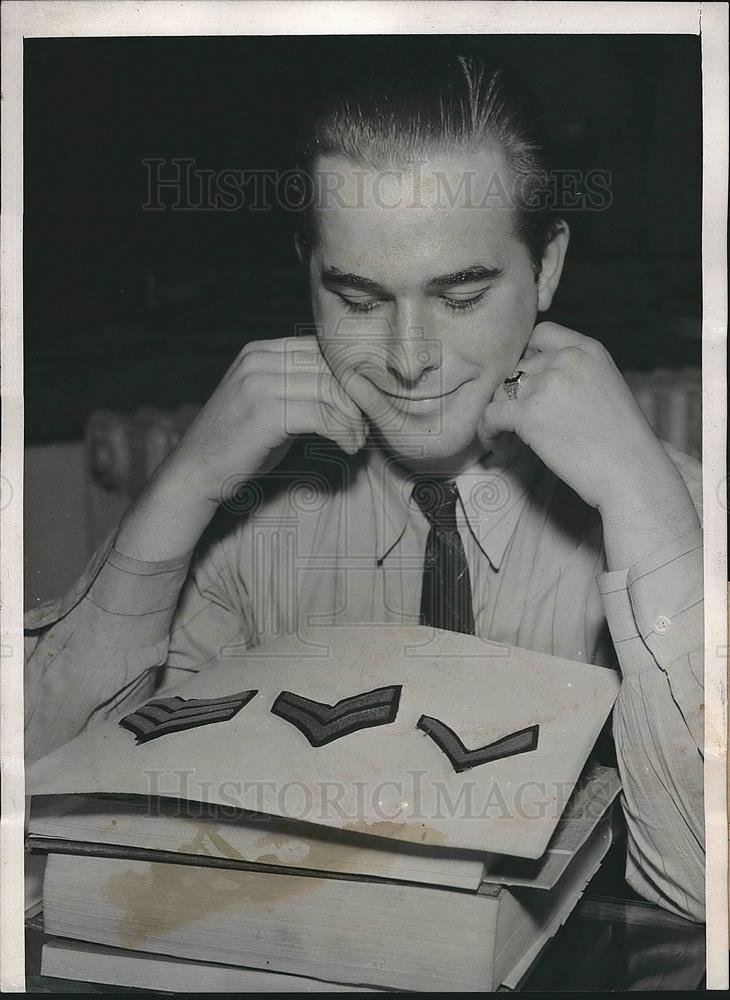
<box><xmin>27</xmin><ymin>626</ymin><xmax>619</xmax><ymax>859</ymax></box>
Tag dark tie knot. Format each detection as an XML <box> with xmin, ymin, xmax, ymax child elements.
<box><xmin>412</xmin><ymin>478</ymin><xmax>460</xmax><ymax>531</ymax></box>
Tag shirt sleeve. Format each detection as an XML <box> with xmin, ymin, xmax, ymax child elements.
<box><xmin>595</xmin><ymin>446</ymin><xmax>705</xmax><ymax>923</ymax></box>
<box><xmin>153</xmin><ymin>513</ymin><xmax>260</xmax><ymax>696</ymax></box>
<box><xmin>24</xmin><ymin>520</ymin><xmax>192</xmax><ymax>764</ymax></box>
<box><xmin>25</xmin><ymin>496</ymin><xmax>278</xmax><ymax>763</ymax></box>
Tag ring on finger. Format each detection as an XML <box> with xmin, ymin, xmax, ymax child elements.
<box><xmin>504</xmin><ymin>370</ymin><xmax>527</xmax><ymax>401</ymax></box>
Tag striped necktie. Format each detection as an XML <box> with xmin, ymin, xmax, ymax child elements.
<box><xmin>412</xmin><ymin>479</ymin><xmax>475</xmax><ymax>635</ymax></box>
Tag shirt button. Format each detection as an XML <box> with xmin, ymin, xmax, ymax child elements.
<box><xmin>654</xmin><ymin>615</ymin><xmax>672</xmax><ymax>634</ymax></box>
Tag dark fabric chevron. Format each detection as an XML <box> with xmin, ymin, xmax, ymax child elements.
<box><xmin>271</xmin><ymin>685</ymin><xmax>402</xmax><ymax>747</ymax></box>
<box><xmin>417</xmin><ymin>716</ymin><xmax>539</xmax><ymax>772</ymax></box>
<box><xmin>119</xmin><ymin>690</ymin><xmax>258</xmax><ymax>744</ymax></box>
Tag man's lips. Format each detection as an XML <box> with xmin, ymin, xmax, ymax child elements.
<box><xmin>367</xmin><ymin>381</ymin><xmax>468</xmax><ymax>403</ymax></box>
<box><xmin>357</xmin><ymin>378</ymin><xmax>471</xmax><ymax>420</ymax></box>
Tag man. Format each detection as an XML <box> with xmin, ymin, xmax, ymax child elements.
<box><xmin>25</xmin><ymin>55</ymin><xmax>704</xmax><ymax>921</ymax></box>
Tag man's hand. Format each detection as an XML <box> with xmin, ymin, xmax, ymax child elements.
<box><xmin>114</xmin><ymin>336</ymin><xmax>366</xmax><ymax>561</ymax></box>
<box><xmin>171</xmin><ymin>335</ymin><xmax>367</xmax><ymax>506</ymax></box>
<box><xmin>478</xmin><ymin>321</ymin><xmax>700</xmax><ymax>569</ymax></box>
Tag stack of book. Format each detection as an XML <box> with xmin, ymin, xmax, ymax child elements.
<box><xmin>26</xmin><ymin>626</ymin><xmax>621</xmax><ymax>992</ymax></box>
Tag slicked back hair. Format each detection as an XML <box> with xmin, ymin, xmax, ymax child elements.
<box><xmin>296</xmin><ymin>54</ymin><xmax>561</xmax><ymax>275</ymax></box>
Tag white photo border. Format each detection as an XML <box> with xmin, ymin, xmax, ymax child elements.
<box><xmin>1</xmin><ymin>1</ymin><xmax>727</xmax><ymax>990</ymax></box>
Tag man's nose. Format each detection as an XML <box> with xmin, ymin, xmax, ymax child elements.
<box><xmin>384</xmin><ymin>308</ymin><xmax>441</xmax><ymax>388</ymax></box>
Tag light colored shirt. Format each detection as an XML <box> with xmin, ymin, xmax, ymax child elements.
<box><xmin>24</xmin><ymin>437</ymin><xmax>705</xmax><ymax>921</ymax></box>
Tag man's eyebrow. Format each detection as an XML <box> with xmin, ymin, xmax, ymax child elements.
<box><xmin>320</xmin><ymin>263</ymin><xmax>503</xmax><ymax>295</ymax></box>
<box><xmin>321</xmin><ymin>267</ymin><xmax>388</xmax><ymax>295</ymax></box>
<box><xmin>426</xmin><ymin>264</ymin><xmax>504</xmax><ymax>290</ymax></box>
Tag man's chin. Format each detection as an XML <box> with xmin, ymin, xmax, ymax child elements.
<box><xmin>371</xmin><ymin>424</ymin><xmax>484</xmax><ymax>474</ymax></box>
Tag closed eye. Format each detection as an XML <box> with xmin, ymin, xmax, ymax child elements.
<box><xmin>439</xmin><ymin>290</ymin><xmax>488</xmax><ymax>313</ymax></box>
<box><xmin>334</xmin><ymin>287</ymin><xmax>490</xmax><ymax>315</ymax></box>
<box><xmin>338</xmin><ymin>295</ymin><xmax>384</xmax><ymax>314</ymax></box>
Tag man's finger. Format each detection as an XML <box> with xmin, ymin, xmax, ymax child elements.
<box><xmin>237</xmin><ymin>335</ymin><xmax>320</xmax><ymax>361</ymax></box>
<box><xmin>281</xmin><ymin>372</ymin><xmax>364</xmax><ymax>430</ymax></box>
<box><xmin>275</xmin><ymin>334</ymin><xmax>320</xmax><ymax>352</ymax></box>
<box><xmin>283</xmin><ymin>400</ymin><xmax>364</xmax><ymax>454</ymax></box>
<box><xmin>490</xmin><ymin>361</ymin><xmax>550</xmax><ymax>410</ymax></box>
<box><xmin>505</xmin><ymin>352</ymin><xmax>554</xmax><ymax>379</ymax></box>
<box><xmin>527</xmin><ymin>321</ymin><xmax>586</xmax><ymax>353</ymax></box>
<box><xmin>318</xmin><ymin>402</ymin><xmax>367</xmax><ymax>452</ymax></box>
<box><xmin>477</xmin><ymin>399</ymin><xmax>520</xmax><ymax>450</ymax></box>
<box><xmin>333</xmin><ymin>369</ymin><xmax>381</xmax><ymax>415</ymax></box>
<box><xmin>230</xmin><ymin>338</ymin><xmax>322</xmax><ymax>380</ymax></box>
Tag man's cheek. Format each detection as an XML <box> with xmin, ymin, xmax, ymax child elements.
<box><xmin>464</xmin><ymin>324</ymin><xmax>531</xmax><ymax>380</ymax></box>
<box><xmin>320</xmin><ymin>323</ymin><xmax>393</xmax><ymax>387</ymax></box>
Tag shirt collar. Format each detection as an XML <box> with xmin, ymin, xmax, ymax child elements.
<box><xmin>365</xmin><ymin>437</ymin><xmax>546</xmax><ymax>570</ymax></box>
<box><xmin>365</xmin><ymin>445</ymin><xmax>415</xmax><ymax>565</ymax></box>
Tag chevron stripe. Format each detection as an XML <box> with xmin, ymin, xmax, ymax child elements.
<box><xmin>417</xmin><ymin>716</ymin><xmax>539</xmax><ymax>773</ymax></box>
<box><xmin>271</xmin><ymin>685</ymin><xmax>402</xmax><ymax>747</ymax></box>
<box><xmin>120</xmin><ymin>690</ymin><xmax>258</xmax><ymax>744</ymax></box>
<box><xmin>274</xmin><ymin>687</ymin><xmax>399</xmax><ymax>724</ymax></box>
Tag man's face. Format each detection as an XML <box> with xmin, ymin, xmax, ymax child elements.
<box><xmin>306</xmin><ymin>151</ymin><xmax>548</xmax><ymax>472</ymax></box>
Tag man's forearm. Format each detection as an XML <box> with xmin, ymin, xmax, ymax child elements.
<box><xmin>597</xmin><ymin>510</ymin><xmax>704</xmax><ymax>920</ymax></box>
<box><xmin>598</xmin><ymin>450</ymin><xmax>700</xmax><ymax>573</ymax></box>
<box><xmin>114</xmin><ymin>448</ymin><xmax>221</xmax><ymax>562</ymax></box>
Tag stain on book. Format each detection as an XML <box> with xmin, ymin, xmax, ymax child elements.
<box><xmin>104</xmin><ymin>816</ymin><xmax>450</xmax><ymax>947</ymax></box>
<box><xmin>178</xmin><ymin>823</ymin><xmax>247</xmax><ymax>862</ymax></box>
<box><xmin>103</xmin><ymin>861</ymin><xmax>321</xmax><ymax>949</ymax></box>
<box><xmin>344</xmin><ymin>819</ymin><xmax>448</xmax><ymax>846</ymax></box>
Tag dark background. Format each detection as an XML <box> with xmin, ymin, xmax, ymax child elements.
<box><xmin>24</xmin><ymin>34</ymin><xmax>702</xmax><ymax>444</ymax></box>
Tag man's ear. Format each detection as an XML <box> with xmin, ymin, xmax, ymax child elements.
<box><xmin>536</xmin><ymin>220</ymin><xmax>569</xmax><ymax>313</ymax></box>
